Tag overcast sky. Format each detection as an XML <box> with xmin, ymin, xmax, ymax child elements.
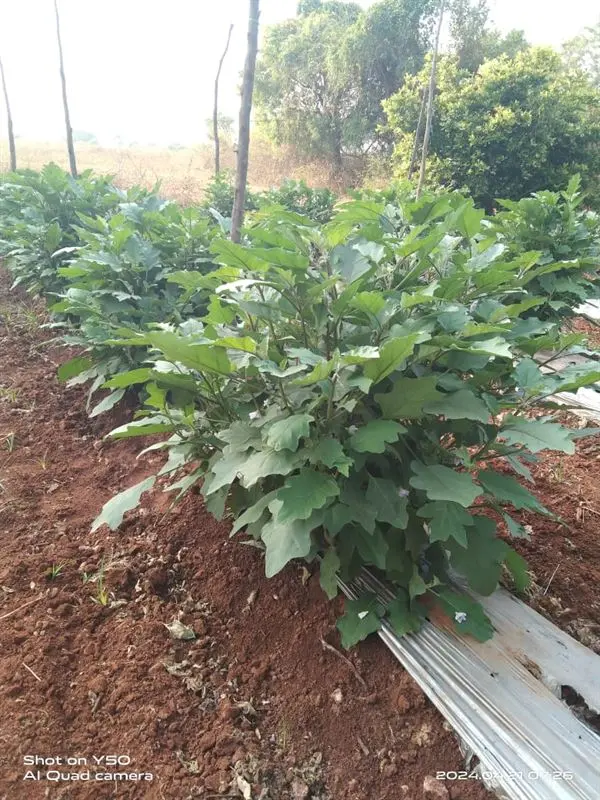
<box><xmin>0</xmin><ymin>0</ymin><xmax>598</xmax><ymax>146</ymax></box>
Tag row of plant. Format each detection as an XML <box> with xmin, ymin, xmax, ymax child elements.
<box><xmin>0</xmin><ymin>166</ymin><xmax>335</xmax><ymax>415</ymax></box>
<box><xmin>1</xmin><ymin>165</ymin><xmax>599</xmax><ymax>648</ymax></box>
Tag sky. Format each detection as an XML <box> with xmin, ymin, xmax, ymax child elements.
<box><xmin>0</xmin><ymin>0</ymin><xmax>598</xmax><ymax>147</ymax></box>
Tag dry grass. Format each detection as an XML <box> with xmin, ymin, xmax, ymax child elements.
<box><xmin>0</xmin><ymin>136</ymin><xmax>346</xmax><ymax>204</ymax></box>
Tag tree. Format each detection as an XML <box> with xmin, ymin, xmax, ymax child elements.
<box><xmin>255</xmin><ymin>0</ymin><xmax>436</xmax><ymax>169</ymax></box>
<box><xmin>0</xmin><ymin>56</ymin><xmax>16</xmax><ymax>171</ymax></box>
<box><xmin>449</xmin><ymin>0</ymin><xmax>527</xmax><ymax>72</ymax></box>
<box><xmin>342</xmin><ymin>0</ymin><xmax>437</xmax><ymax>151</ymax></box>
<box><xmin>213</xmin><ymin>23</ymin><xmax>234</xmax><ymax>175</ymax></box>
<box><xmin>231</xmin><ymin>0</ymin><xmax>259</xmax><ymax>243</ymax></box>
<box><xmin>255</xmin><ymin>2</ymin><xmax>361</xmax><ymax>171</ymax></box>
<box><xmin>417</xmin><ymin>0</ymin><xmax>445</xmax><ymax>197</ymax></box>
<box><xmin>384</xmin><ymin>48</ymin><xmax>600</xmax><ymax>208</ymax></box>
<box><xmin>53</xmin><ymin>0</ymin><xmax>77</xmax><ymax>178</ymax></box>
<box><xmin>563</xmin><ymin>20</ymin><xmax>600</xmax><ymax>88</ymax></box>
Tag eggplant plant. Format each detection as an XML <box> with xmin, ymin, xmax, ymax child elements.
<box><xmin>94</xmin><ymin>197</ymin><xmax>600</xmax><ymax>646</ymax></box>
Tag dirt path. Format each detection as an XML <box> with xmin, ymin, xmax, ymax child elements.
<box><xmin>0</xmin><ymin>273</ymin><xmax>494</xmax><ymax>799</ymax></box>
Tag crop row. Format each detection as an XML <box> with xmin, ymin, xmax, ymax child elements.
<box><xmin>1</xmin><ymin>165</ymin><xmax>599</xmax><ymax>646</ymax></box>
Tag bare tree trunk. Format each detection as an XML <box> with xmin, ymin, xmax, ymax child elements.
<box><xmin>407</xmin><ymin>85</ymin><xmax>426</xmax><ymax>181</ymax></box>
<box><xmin>0</xmin><ymin>56</ymin><xmax>16</xmax><ymax>171</ymax></box>
<box><xmin>54</xmin><ymin>0</ymin><xmax>77</xmax><ymax>178</ymax></box>
<box><xmin>213</xmin><ymin>23</ymin><xmax>234</xmax><ymax>176</ymax></box>
<box><xmin>231</xmin><ymin>0</ymin><xmax>260</xmax><ymax>243</ymax></box>
<box><xmin>331</xmin><ymin>113</ymin><xmax>344</xmax><ymax>177</ymax></box>
<box><xmin>417</xmin><ymin>0</ymin><xmax>445</xmax><ymax>198</ymax></box>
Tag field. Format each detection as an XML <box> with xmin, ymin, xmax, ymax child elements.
<box><xmin>1</xmin><ymin>160</ymin><xmax>600</xmax><ymax>799</ymax></box>
<box><xmin>0</xmin><ymin>139</ymin><xmax>344</xmax><ymax>204</ymax></box>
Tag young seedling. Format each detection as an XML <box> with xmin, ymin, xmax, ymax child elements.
<box><xmin>86</xmin><ymin>561</ymin><xmax>110</xmax><ymax>606</ymax></box>
<box><xmin>45</xmin><ymin>562</ymin><xmax>66</xmax><ymax>581</ymax></box>
<box><xmin>0</xmin><ymin>386</ymin><xmax>20</xmax><ymax>404</ymax></box>
<box><xmin>2</xmin><ymin>433</ymin><xmax>16</xmax><ymax>454</ymax></box>
<box><xmin>37</xmin><ymin>449</ymin><xmax>49</xmax><ymax>471</ymax></box>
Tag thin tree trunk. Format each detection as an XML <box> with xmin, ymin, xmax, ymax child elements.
<box><xmin>54</xmin><ymin>0</ymin><xmax>77</xmax><ymax>178</ymax></box>
<box><xmin>407</xmin><ymin>85</ymin><xmax>427</xmax><ymax>181</ymax></box>
<box><xmin>417</xmin><ymin>0</ymin><xmax>445</xmax><ymax>198</ymax></box>
<box><xmin>0</xmin><ymin>56</ymin><xmax>16</xmax><ymax>171</ymax></box>
<box><xmin>231</xmin><ymin>0</ymin><xmax>259</xmax><ymax>243</ymax></box>
<box><xmin>331</xmin><ymin>114</ymin><xmax>343</xmax><ymax>176</ymax></box>
<box><xmin>213</xmin><ymin>23</ymin><xmax>234</xmax><ymax>176</ymax></box>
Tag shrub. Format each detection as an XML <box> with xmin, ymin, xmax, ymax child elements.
<box><xmin>490</xmin><ymin>175</ymin><xmax>600</xmax><ymax>321</ymax></box>
<box><xmin>0</xmin><ymin>164</ymin><xmax>121</xmax><ymax>294</ymax></box>
<box><xmin>96</xmin><ymin>196</ymin><xmax>600</xmax><ymax>646</ymax></box>
<box><xmin>202</xmin><ymin>171</ymin><xmax>259</xmax><ymax>221</ymax></box>
<box><xmin>258</xmin><ymin>179</ymin><xmax>336</xmax><ymax>223</ymax></box>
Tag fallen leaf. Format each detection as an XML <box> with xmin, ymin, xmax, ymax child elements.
<box><xmin>164</xmin><ymin>619</ymin><xmax>196</xmax><ymax>640</ymax></box>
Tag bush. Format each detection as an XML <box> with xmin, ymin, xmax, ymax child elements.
<box><xmin>0</xmin><ymin>164</ymin><xmax>121</xmax><ymax>294</ymax></box>
<box><xmin>258</xmin><ymin>179</ymin><xmax>336</xmax><ymax>223</ymax></box>
<box><xmin>202</xmin><ymin>174</ymin><xmax>336</xmax><ymax>224</ymax></box>
<box><xmin>96</xmin><ymin>194</ymin><xmax>600</xmax><ymax>647</ymax></box>
<box><xmin>384</xmin><ymin>49</ymin><xmax>600</xmax><ymax>209</ymax></box>
<box><xmin>491</xmin><ymin>175</ymin><xmax>600</xmax><ymax>320</ymax></box>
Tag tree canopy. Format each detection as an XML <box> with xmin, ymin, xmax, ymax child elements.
<box><xmin>450</xmin><ymin>0</ymin><xmax>528</xmax><ymax>72</ymax></box>
<box><xmin>255</xmin><ymin>0</ymin><xmax>436</xmax><ymax>167</ymax></box>
<box><xmin>562</xmin><ymin>19</ymin><xmax>600</xmax><ymax>88</ymax></box>
<box><xmin>384</xmin><ymin>47</ymin><xmax>600</xmax><ymax>209</ymax></box>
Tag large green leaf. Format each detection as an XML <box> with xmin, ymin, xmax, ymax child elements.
<box><xmin>248</xmin><ymin>246</ymin><xmax>310</xmax><ymax>270</ymax></box>
<box><xmin>319</xmin><ymin>549</ymin><xmax>341</xmax><ymax>600</ymax></box>
<box><xmin>336</xmin><ymin>595</ymin><xmax>383</xmax><ymax>649</ymax></box>
<box><xmin>386</xmin><ymin>595</ymin><xmax>423</xmax><ymax>637</ymax></box>
<box><xmin>218</xmin><ymin>422</ymin><xmax>261</xmax><ymax>451</ymax></box>
<box><xmin>265</xmin><ymin>414</ymin><xmax>314</xmax><ymax>452</ymax></box>
<box><xmin>432</xmin><ymin>588</ymin><xmax>494</xmax><ymax>641</ymax></box>
<box><xmin>308</xmin><ymin>439</ymin><xmax>353</xmax><ymax>476</ymax></box>
<box><xmin>463</xmin><ymin>336</ymin><xmax>512</xmax><ymax>359</ymax></box>
<box><xmin>346</xmin><ymin>525</ymin><xmax>389</xmax><ymax>570</ymax></box>
<box><xmin>57</xmin><ymin>355</ymin><xmax>94</xmax><ymax>382</ymax></box>
<box><xmin>261</xmin><ymin>502</ymin><xmax>319</xmax><ymax>578</ymax></box>
<box><xmin>147</xmin><ymin>331</ymin><xmax>232</xmax><ymax>375</ymax></box>
<box><xmin>478</xmin><ymin>470</ymin><xmax>548</xmax><ymax>512</ymax></box>
<box><xmin>330</xmin><ymin>245</ymin><xmax>373</xmax><ymax>283</ymax></box>
<box><xmin>231</xmin><ymin>490</ymin><xmax>279</xmax><ymax>535</ymax></box>
<box><xmin>102</xmin><ymin>368</ymin><xmax>154</xmax><ymax>389</ymax></box>
<box><xmin>513</xmin><ymin>359</ymin><xmax>545</xmax><ymax>392</ymax></box>
<box><xmin>326</xmin><ymin>496</ymin><xmax>378</xmax><ymax>536</ymax></box>
<box><xmin>365</xmin><ymin>477</ymin><xmax>409</xmax><ymax>529</ymax></box>
<box><xmin>89</xmin><ymin>389</ymin><xmax>125</xmax><ymax>418</ymax></box>
<box><xmin>423</xmin><ymin>389</ymin><xmax>490</xmax><ymax>423</ymax></box>
<box><xmin>363</xmin><ymin>336</ymin><xmax>420</xmax><ymax>384</ymax></box>
<box><xmin>293</xmin><ymin>358</ymin><xmax>335</xmax><ymax>386</ymax></box>
<box><xmin>376</xmin><ymin>376</ymin><xmax>444</xmax><ymax>419</ymax></box>
<box><xmin>448</xmin><ymin>516</ymin><xmax>507</xmax><ymax>595</ymax></box>
<box><xmin>273</xmin><ymin>469</ymin><xmax>339</xmax><ymax>523</ymax></box>
<box><xmin>500</xmin><ymin>418</ymin><xmax>575</xmax><ymax>454</ymax></box>
<box><xmin>91</xmin><ymin>476</ymin><xmax>156</xmax><ymax>532</ymax></box>
<box><xmin>108</xmin><ymin>416</ymin><xmax>176</xmax><ymax>440</ymax></box>
<box><xmin>348</xmin><ymin>420</ymin><xmax>407</xmax><ymax>453</ymax></box>
<box><xmin>241</xmin><ymin>449</ymin><xmax>303</xmax><ymax>490</ymax></box>
<box><xmin>504</xmin><ymin>547</ymin><xmax>531</xmax><ymax>591</ymax></box>
<box><xmin>409</xmin><ymin>462</ymin><xmax>482</xmax><ymax>507</ymax></box>
<box><xmin>417</xmin><ymin>501</ymin><xmax>473</xmax><ymax>546</ymax></box>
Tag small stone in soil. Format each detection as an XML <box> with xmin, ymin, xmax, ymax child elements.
<box><xmin>423</xmin><ymin>775</ymin><xmax>450</xmax><ymax>800</ymax></box>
